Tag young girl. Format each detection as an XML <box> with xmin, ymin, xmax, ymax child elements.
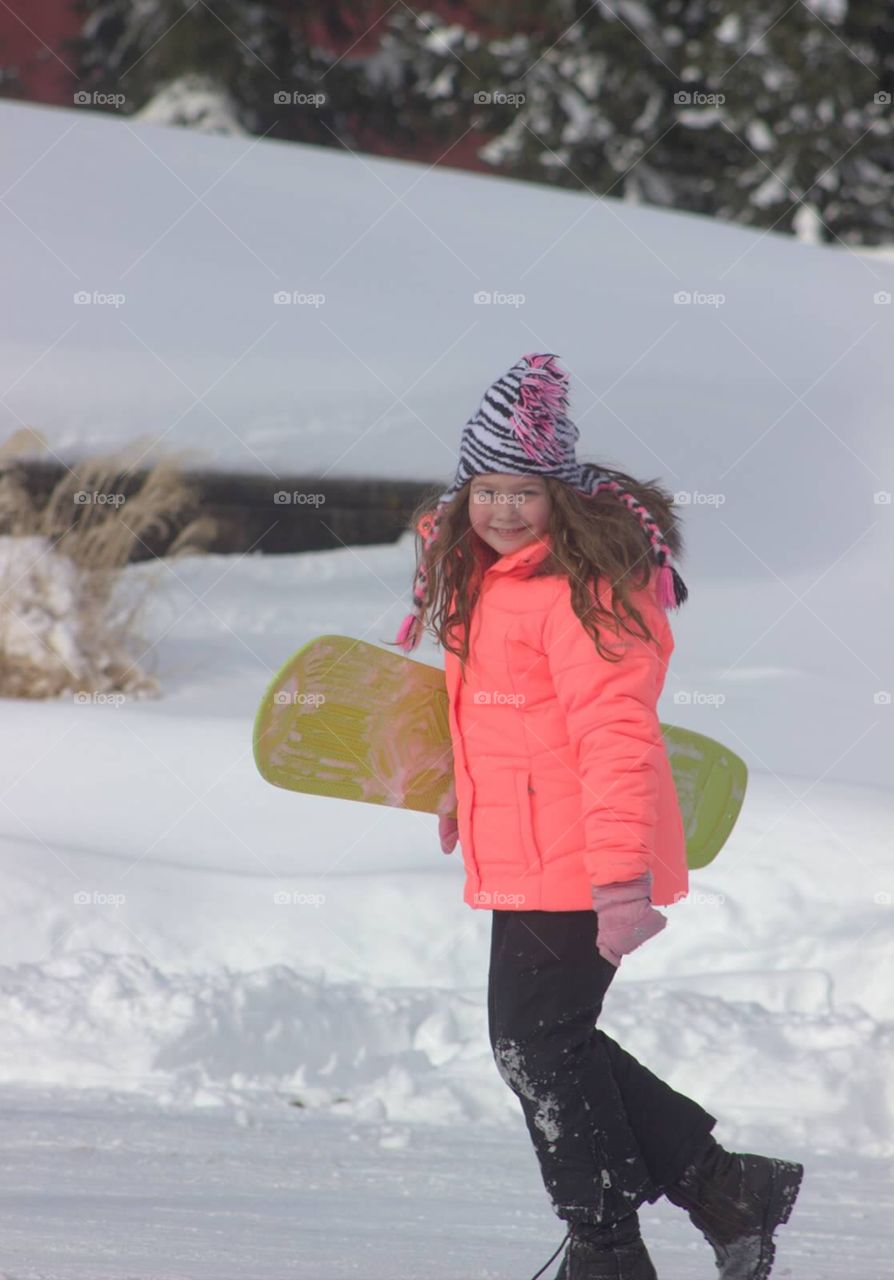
<box><xmin>391</xmin><ymin>354</ymin><xmax>803</xmax><ymax>1280</ymax></box>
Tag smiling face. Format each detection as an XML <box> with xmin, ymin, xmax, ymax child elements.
<box><xmin>468</xmin><ymin>472</ymin><xmax>551</xmax><ymax>555</ymax></box>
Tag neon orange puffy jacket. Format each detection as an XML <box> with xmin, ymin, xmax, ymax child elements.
<box><xmin>443</xmin><ymin>532</ymin><xmax>688</xmax><ymax>911</ymax></box>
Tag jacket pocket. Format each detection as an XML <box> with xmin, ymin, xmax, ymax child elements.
<box><xmin>515</xmin><ymin>770</ymin><xmax>543</xmax><ymax>874</ymax></box>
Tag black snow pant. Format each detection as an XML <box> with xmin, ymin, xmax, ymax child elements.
<box><xmin>487</xmin><ymin>908</ymin><xmax>717</xmax><ymax>1227</ymax></box>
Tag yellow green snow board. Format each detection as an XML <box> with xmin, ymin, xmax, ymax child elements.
<box><xmin>253</xmin><ymin>634</ymin><xmax>747</xmax><ymax>869</ymax></box>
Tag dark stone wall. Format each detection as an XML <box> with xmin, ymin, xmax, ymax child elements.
<box><xmin>4</xmin><ymin>461</ymin><xmax>441</xmax><ymax>561</ymax></box>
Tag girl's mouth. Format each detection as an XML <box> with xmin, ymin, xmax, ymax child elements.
<box><xmin>492</xmin><ymin>527</ymin><xmax>527</xmax><ymax>538</ymax></box>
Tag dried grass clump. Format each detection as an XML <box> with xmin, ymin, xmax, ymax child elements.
<box><xmin>0</xmin><ymin>430</ymin><xmax>217</xmax><ymax>700</ymax></box>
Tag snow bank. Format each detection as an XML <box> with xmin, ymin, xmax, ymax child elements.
<box><xmin>1</xmin><ymin>947</ymin><xmax>890</xmax><ymax>1158</ymax></box>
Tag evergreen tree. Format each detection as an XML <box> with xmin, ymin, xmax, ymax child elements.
<box><xmin>67</xmin><ymin>0</ymin><xmax>350</xmax><ymax>144</ymax></box>
<box><xmin>378</xmin><ymin>0</ymin><xmax>894</xmax><ymax>244</ymax></box>
<box><xmin>66</xmin><ymin>0</ymin><xmax>894</xmax><ymax>243</ymax></box>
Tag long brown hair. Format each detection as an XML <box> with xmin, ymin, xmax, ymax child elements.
<box><xmin>392</xmin><ymin>464</ymin><xmax>685</xmax><ymax>674</ymax></box>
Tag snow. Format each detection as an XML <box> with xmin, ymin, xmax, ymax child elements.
<box><xmin>2</xmin><ymin>1088</ymin><xmax>888</xmax><ymax>1280</ymax></box>
<box><xmin>0</xmin><ymin>537</ymin><xmax>83</xmax><ymax>672</ymax></box>
<box><xmin>1</xmin><ymin>99</ymin><xmax>893</xmax><ymax>1275</ymax></box>
<box><xmin>746</xmin><ymin>119</ymin><xmax>775</xmax><ymax>152</ymax></box>
<box><xmin>133</xmin><ymin>73</ymin><xmax>248</xmax><ymax>136</ymax></box>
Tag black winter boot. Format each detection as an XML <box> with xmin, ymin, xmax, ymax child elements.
<box><xmin>553</xmin><ymin>1213</ymin><xmax>658</xmax><ymax>1280</ymax></box>
<box><xmin>663</xmin><ymin>1133</ymin><xmax>803</xmax><ymax>1279</ymax></box>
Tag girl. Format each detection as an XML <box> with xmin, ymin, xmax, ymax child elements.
<box><xmin>391</xmin><ymin>353</ymin><xmax>803</xmax><ymax>1280</ymax></box>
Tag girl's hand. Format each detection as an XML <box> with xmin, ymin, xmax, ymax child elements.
<box><xmin>591</xmin><ymin>874</ymin><xmax>667</xmax><ymax>966</ymax></box>
<box><xmin>438</xmin><ymin>814</ymin><xmax>459</xmax><ymax>855</ymax></box>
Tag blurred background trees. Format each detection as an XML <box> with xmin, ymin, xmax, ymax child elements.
<box><xmin>2</xmin><ymin>0</ymin><xmax>892</xmax><ymax>243</ymax></box>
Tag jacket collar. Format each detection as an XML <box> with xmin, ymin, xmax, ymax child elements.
<box><xmin>483</xmin><ymin>531</ymin><xmax>553</xmax><ymax>576</ymax></box>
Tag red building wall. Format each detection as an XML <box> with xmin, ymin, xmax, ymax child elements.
<box><xmin>0</xmin><ymin>0</ymin><xmax>81</xmax><ymax>105</ymax></box>
<box><xmin>0</xmin><ymin>0</ymin><xmax>518</xmax><ymax>170</ymax></box>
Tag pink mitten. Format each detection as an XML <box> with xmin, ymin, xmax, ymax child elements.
<box><xmin>591</xmin><ymin>872</ymin><xmax>667</xmax><ymax>966</ymax></box>
<box><xmin>438</xmin><ymin>814</ymin><xmax>459</xmax><ymax>854</ymax></box>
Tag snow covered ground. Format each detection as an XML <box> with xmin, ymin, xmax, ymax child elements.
<box><xmin>0</xmin><ymin>1086</ymin><xmax>891</xmax><ymax>1280</ymax></box>
<box><xmin>1</xmin><ymin>99</ymin><xmax>893</xmax><ymax>1276</ymax></box>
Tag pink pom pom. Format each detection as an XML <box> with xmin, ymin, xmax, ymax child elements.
<box><xmin>512</xmin><ymin>354</ymin><xmax>569</xmax><ymax>466</ymax></box>
<box><xmin>656</xmin><ymin>565</ymin><xmax>676</xmax><ymax>610</ymax></box>
<box><xmin>396</xmin><ymin>612</ymin><xmax>421</xmax><ymax>652</ymax></box>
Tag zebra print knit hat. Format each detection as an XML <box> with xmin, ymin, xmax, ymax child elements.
<box><xmin>394</xmin><ymin>352</ymin><xmax>688</xmax><ymax>653</ymax></box>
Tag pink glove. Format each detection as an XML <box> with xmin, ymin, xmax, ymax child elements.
<box><xmin>591</xmin><ymin>872</ymin><xmax>667</xmax><ymax>967</ymax></box>
<box><xmin>438</xmin><ymin>814</ymin><xmax>458</xmax><ymax>854</ymax></box>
